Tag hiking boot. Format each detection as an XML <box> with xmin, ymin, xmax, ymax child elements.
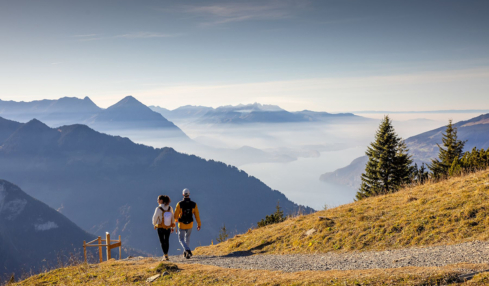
<box><xmin>185</xmin><ymin>250</ymin><xmax>191</xmax><ymax>259</ymax></box>
<box><xmin>164</xmin><ymin>254</ymin><xmax>169</xmax><ymax>261</ymax></box>
<box><xmin>183</xmin><ymin>251</ymin><xmax>188</xmax><ymax>258</ymax></box>
<box><xmin>188</xmin><ymin>250</ymin><xmax>193</xmax><ymax>257</ymax></box>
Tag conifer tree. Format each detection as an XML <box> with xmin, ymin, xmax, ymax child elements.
<box><xmin>417</xmin><ymin>163</ymin><xmax>429</xmax><ymax>184</ymax></box>
<box><xmin>257</xmin><ymin>201</ymin><xmax>286</xmax><ymax>227</ymax></box>
<box><xmin>356</xmin><ymin>116</ymin><xmax>412</xmax><ymax>200</ymax></box>
<box><xmin>393</xmin><ymin>140</ymin><xmax>414</xmax><ymax>186</ymax></box>
<box><xmin>216</xmin><ymin>224</ymin><xmax>229</xmax><ymax>243</ymax></box>
<box><xmin>429</xmin><ymin>120</ymin><xmax>465</xmax><ymax>177</ymax></box>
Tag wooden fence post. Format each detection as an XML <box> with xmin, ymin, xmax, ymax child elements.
<box><xmin>83</xmin><ymin>241</ymin><xmax>87</xmax><ymax>263</ymax></box>
<box><xmin>119</xmin><ymin>235</ymin><xmax>122</xmax><ymax>260</ymax></box>
<box><xmin>98</xmin><ymin>236</ymin><xmax>103</xmax><ymax>263</ymax></box>
<box><xmin>106</xmin><ymin>232</ymin><xmax>111</xmax><ymax>260</ymax></box>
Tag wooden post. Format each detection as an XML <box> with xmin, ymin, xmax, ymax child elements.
<box><xmin>106</xmin><ymin>232</ymin><xmax>111</xmax><ymax>260</ymax></box>
<box><xmin>83</xmin><ymin>241</ymin><xmax>87</xmax><ymax>263</ymax></box>
<box><xmin>118</xmin><ymin>235</ymin><xmax>122</xmax><ymax>260</ymax></box>
<box><xmin>98</xmin><ymin>236</ymin><xmax>103</xmax><ymax>263</ymax></box>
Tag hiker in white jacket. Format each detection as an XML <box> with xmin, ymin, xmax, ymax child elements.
<box><xmin>152</xmin><ymin>195</ymin><xmax>175</xmax><ymax>260</ymax></box>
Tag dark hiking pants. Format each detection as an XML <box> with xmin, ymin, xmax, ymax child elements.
<box><xmin>157</xmin><ymin>228</ymin><xmax>171</xmax><ymax>255</ymax></box>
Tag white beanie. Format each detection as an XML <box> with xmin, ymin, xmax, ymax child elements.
<box><xmin>183</xmin><ymin>188</ymin><xmax>190</xmax><ymax>196</ymax></box>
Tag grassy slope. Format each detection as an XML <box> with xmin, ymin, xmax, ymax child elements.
<box><xmin>15</xmin><ymin>169</ymin><xmax>489</xmax><ymax>285</ymax></box>
<box><xmin>196</xmin><ymin>169</ymin><xmax>489</xmax><ymax>256</ymax></box>
<box><xmin>14</xmin><ymin>258</ymin><xmax>489</xmax><ymax>286</ymax></box>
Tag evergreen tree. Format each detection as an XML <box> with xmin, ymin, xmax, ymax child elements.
<box><xmin>429</xmin><ymin>120</ymin><xmax>465</xmax><ymax>177</ymax></box>
<box><xmin>410</xmin><ymin>163</ymin><xmax>418</xmax><ymax>182</ymax></box>
<box><xmin>393</xmin><ymin>140</ymin><xmax>414</xmax><ymax>186</ymax></box>
<box><xmin>448</xmin><ymin>158</ymin><xmax>462</xmax><ymax>176</ymax></box>
<box><xmin>356</xmin><ymin>116</ymin><xmax>412</xmax><ymax>200</ymax></box>
<box><xmin>459</xmin><ymin>147</ymin><xmax>489</xmax><ymax>174</ymax></box>
<box><xmin>417</xmin><ymin>163</ymin><xmax>429</xmax><ymax>184</ymax></box>
<box><xmin>216</xmin><ymin>224</ymin><xmax>229</xmax><ymax>243</ymax></box>
<box><xmin>257</xmin><ymin>201</ymin><xmax>286</xmax><ymax>227</ymax></box>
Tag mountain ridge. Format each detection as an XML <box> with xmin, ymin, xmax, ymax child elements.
<box><xmin>150</xmin><ymin>103</ymin><xmax>367</xmax><ymax>125</ymax></box>
<box><xmin>0</xmin><ymin>116</ymin><xmax>312</xmax><ymax>256</ymax></box>
<box><xmin>0</xmin><ymin>96</ymin><xmax>189</xmax><ymax>141</ymax></box>
<box><xmin>0</xmin><ymin>179</ymin><xmax>95</xmax><ymax>277</ymax></box>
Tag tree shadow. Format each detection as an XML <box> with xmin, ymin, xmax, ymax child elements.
<box><xmin>221</xmin><ymin>241</ymin><xmax>273</xmax><ymax>257</ymax></box>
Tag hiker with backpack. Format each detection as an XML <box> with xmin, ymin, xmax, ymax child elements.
<box><xmin>174</xmin><ymin>188</ymin><xmax>201</xmax><ymax>259</ymax></box>
<box><xmin>152</xmin><ymin>195</ymin><xmax>175</xmax><ymax>261</ymax></box>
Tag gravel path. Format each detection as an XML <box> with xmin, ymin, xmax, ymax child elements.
<box><xmin>169</xmin><ymin>241</ymin><xmax>489</xmax><ymax>272</ymax></box>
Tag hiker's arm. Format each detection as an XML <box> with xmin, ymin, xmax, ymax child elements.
<box><xmin>194</xmin><ymin>204</ymin><xmax>201</xmax><ymax>230</ymax></box>
<box><xmin>152</xmin><ymin>207</ymin><xmax>160</xmax><ymax>228</ymax></box>
<box><xmin>170</xmin><ymin>207</ymin><xmax>176</xmax><ymax>228</ymax></box>
<box><xmin>174</xmin><ymin>203</ymin><xmax>181</xmax><ymax>223</ymax></box>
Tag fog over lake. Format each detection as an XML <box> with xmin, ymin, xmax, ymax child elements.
<box><xmin>240</xmin><ymin>147</ymin><xmax>366</xmax><ymax>210</ymax></box>
<box><xmin>125</xmin><ymin>112</ymin><xmax>479</xmax><ymax>211</ymax></box>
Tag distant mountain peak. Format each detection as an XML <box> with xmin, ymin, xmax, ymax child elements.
<box><xmin>83</xmin><ymin>96</ymin><xmax>96</xmax><ymax>104</ymax></box>
<box><xmin>121</xmin><ymin>95</ymin><xmax>138</xmax><ymax>102</ymax></box>
<box><xmin>216</xmin><ymin>103</ymin><xmax>284</xmax><ymax>112</ymax></box>
<box><xmin>110</xmin><ymin>96</ymin><xmax>146</xmax><ymax>109</ymax></box>
<box><xmin>25</xmin><ymin>118</ymin><xmax>50</xmax><ymax>128</ymax></box>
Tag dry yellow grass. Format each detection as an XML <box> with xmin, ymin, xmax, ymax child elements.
<box><xmin>14</xmin><ymin>258</ymin><xmax>489</xmax><ymax>285</ymax></box>
<box><xmin>196</xmin><ymin>169</ymin><xmax>489</xmax><ymax>256</ymax></box>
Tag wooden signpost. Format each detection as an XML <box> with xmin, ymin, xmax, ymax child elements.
<box><xmin>83</xmin><ymin>232</ymin><xmax>122</xmax><ymax>263</ymax></box>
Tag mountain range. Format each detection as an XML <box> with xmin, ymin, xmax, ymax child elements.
<box><xmin>0</xmin><ymin>96</ymin><xmax>188</xmax><ymax>141</ymax></box>
<box><xmin>320</xmin><ymin>113</ymin><xmax>489</xmax><ymax>189</ymax></box>
<box><xmin>1</xmin><ymin>97</ymin><xmax>346</xmax><ymax>167</ymax></box>
<box><xmin>0</xmin><ymin>117</ymin><xmax>311</xmax><ymax>257</ymax></box>
<box><xmin>150</xmin><ymin>103</ymin><xmax>368</xmax><ymax>125</ymax></box>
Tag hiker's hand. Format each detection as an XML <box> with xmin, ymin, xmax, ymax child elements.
<box><xmin>171</xmin><ymin>228</ymin><xmax>174</xmax><ymax>233</ymax></box>
<box><xmin>197</xmin><ymin>226</ymin><xmax>201</xmax><ymax>231</ymax></box>
<box><xmin>154</xmin><ymin>225</ymin><xmax>157</xmax><ymax>230</ymax></box>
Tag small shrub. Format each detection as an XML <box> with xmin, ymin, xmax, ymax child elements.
<box><xmin>406</xmin><ymin>196</ymin><xmax>418</xmax><ymax>202</ymax></box>
<box><xmin>216</xmin><ymin>224</ymin><xmax>229</xmax><ymax>243</ymax></box>
<box><xmin>416</xmin><ymin>225</ymin><xmax>425</xmax><ymax>234</ymax></box>
<box><xmin>464</xmin><ymin>208</ymin><xmax>479</xmax><ymax>219</ymax></box>
<box><xmin>153</xmin><ymin>262</ymin><xmax>178</xmax><ymax>273</ymax></box>
<box><xmin>389</xmin><ymin>225</ymin><xmax>403</xmax><ymax>233</ymax></box>
<box><xmin>315</xmin><ymin>218</ymin><xmax>335</xmax><ymax>230</ymax></box>
<box><xmin>257</xmin><ymin>201</ymin><xmax>286</xmax><ymax>228</ymax></box>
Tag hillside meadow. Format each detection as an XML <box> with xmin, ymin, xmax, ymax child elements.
<box><xmin>13</xmin><ymin>258</ymin><xmax>489</xmax><ymax>286</ymax></box>
<box><xmin>196</xmin><ymin>169</ymin><xmax>489</xmax><ymax>256</ymax></box>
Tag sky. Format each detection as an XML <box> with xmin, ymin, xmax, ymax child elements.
<box><xmin>1</xmin><ymin>0</ymin><xmax>489</xmax><ymax>111</ymax></box>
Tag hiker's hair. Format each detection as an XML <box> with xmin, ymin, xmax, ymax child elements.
<box><xmin>158</xmin><ymin>195</ymin><xmax>165</xmax><ymax>202</ymax></box>
<box><xmin>161</xmin><ymin>195</ymin><xmax>171</xmax><ymax>205</ymax></box>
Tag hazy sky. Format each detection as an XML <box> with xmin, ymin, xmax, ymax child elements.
<box><xmin>1</xmin><ymin>0</ymin><xmax>489</xmax><ymax>111</ymax></box>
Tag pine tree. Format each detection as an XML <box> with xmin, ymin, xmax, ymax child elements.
<box><xmin>356</xmin><ymin>116</ymin><xmax>412</xmax><ymax>200</ymax></box>
<box><xmin>448</xmin><ymin>158</ymin><xmax>462</xmax><ymax>176</ymax></box>
<box><xmin>429</xmin><ymin>120</ymin><xmax>465</xmax><ymax>177</ymax></box>
<box><xmin>417</xmin><ymin>163</ymin><xmax>429</xmax><ymax>184</ymax></box>
<box><xmin>216</xmin><ymin>224</ymin><xmax>229</xmax><ymax>243</ymax></box>
<box><xmin>257</xmin><ymin>201</ymin><xmax>286</xmax><ymax>227</ymax></box>
<box><xmin>393</xmin><ymin>140</ymin><xmax>414</xmax><ymax>186</ymax></box>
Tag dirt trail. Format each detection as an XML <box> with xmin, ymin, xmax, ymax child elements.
<box><xmin>170</xmin><ymin>241</ymin><xmax>489</xmax><ymax>272</ymax></box>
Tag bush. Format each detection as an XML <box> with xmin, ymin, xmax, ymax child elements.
<box><xmin>216</xmin><ymin>224</ymin><xmax>229</xmax><ymax>243</ymax></box>
<box><xmin>257</xmin><ymin>201</ymin><xmax>286</xmax><ymax>228</ymax></box>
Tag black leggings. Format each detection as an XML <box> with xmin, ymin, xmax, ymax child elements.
<box><xmin>157</xmin><ymin>228</ymin><xmax>171</xmax><ymax>255</ymax></box>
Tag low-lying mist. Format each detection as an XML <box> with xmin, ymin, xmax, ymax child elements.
<box><xmin>110</xmin><ymin>114</ymin><xmax>463</xmax><ymax>210</ymax></box>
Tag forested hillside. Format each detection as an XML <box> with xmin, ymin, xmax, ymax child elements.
<box><xmin>0</xmin><ymin>180</ymin><xmax>94</xmax><ymax>276</ymax></box>
<box><xmin>0</xmin><ymin>117</ymin><xmax>311</xmax><ymax>256</ymax></box>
